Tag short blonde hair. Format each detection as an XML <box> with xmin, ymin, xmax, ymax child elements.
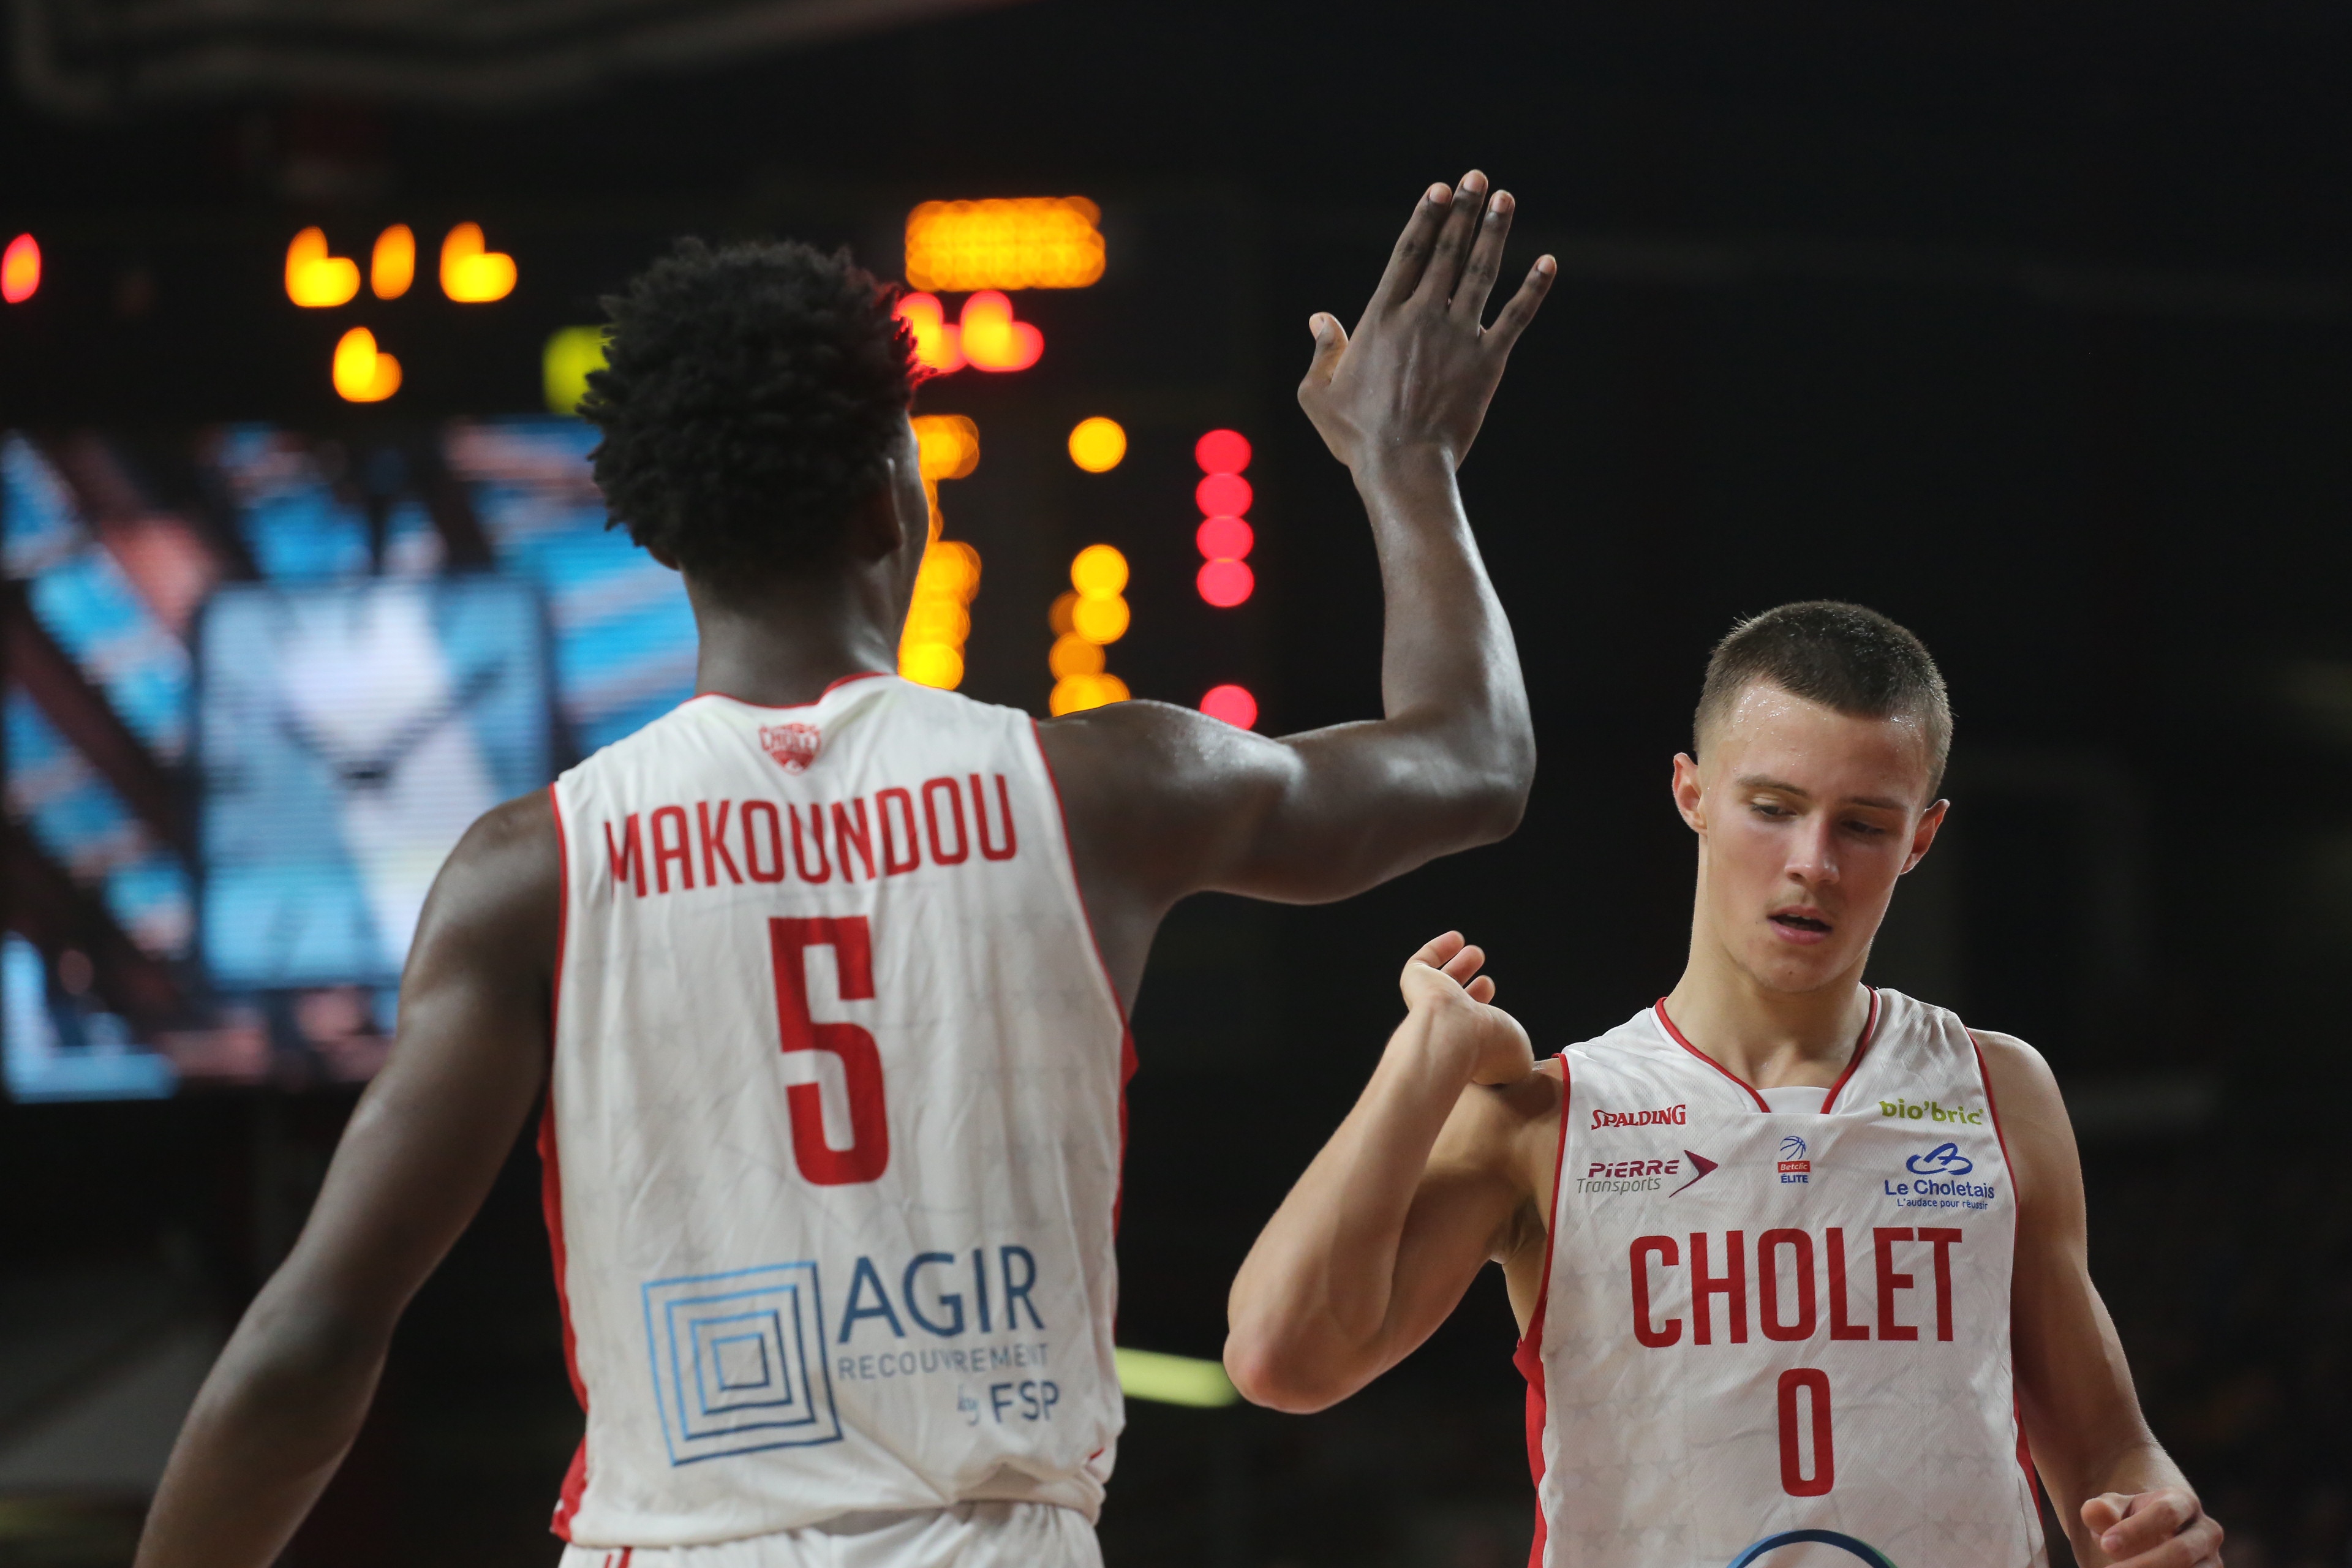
<box><xmin>1694</xmin><ymin>601</ymin><xmax>1953</xmax><ymax>793</ymax></box>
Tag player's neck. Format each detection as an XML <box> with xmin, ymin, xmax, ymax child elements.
<box><xmin>684</xmin><ymin>567</ymin><xmax>903</xmax><ymax>708</ymax></box>
<box><xmin>1660</xmin><ymin>938</ymin><xmax>1873</xmax><ymax>1092</ymax></box>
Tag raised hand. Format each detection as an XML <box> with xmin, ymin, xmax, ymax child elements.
<box><xmin>1399</xmin><ymin>931</ymin><xmax>1534</xmax><ymax>1086</ymax></box>
<box><xmin>2081</xmin><ymin>1488</ymin><xmax>2223</xmax><ymax>1567</ymax></box>
<box><xmin>1298</xmin><ymin>171</ymin><xmax>1556</xmax><ymax>472</ymax></box>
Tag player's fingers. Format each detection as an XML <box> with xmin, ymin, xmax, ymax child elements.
<box><xmin>1481</xmin><ymin>255</ymin><xmax>1557</xmax><ymax>356</ymax></box>
<box><xmin>1441</xmin><ymin>943</ymin><xmax>1487</xmax><ymax>983</ymax></box>
<box><xmin>1298</xmin><ymin>312</ymin><xmax>1349</xmax><ymax>391</ymax></box>
<box><xmin>1413</xmin><ymin>170</ymin><xmax>1488</xmax><ymax>306</ymax></box>
<box><xmin>2100</xmin><ymin>1493</ymin><xmax>2194</xmax><ymax>1558</ymax></box>
<box><xmin>1464</xmin><ymin>976</ymin><xmax>1496</xmax><ymax>1003</ymax></box>
<box><xmin>1451</xmin><ymin>189</ymin><xmax>1515</xmax><ymax>322</ymax></box>
<box><xmin>1407</xmin><ymin>931</ymin><xmax>1466</xmax><ymax>971</ymax></box>
<box><xmin>2081</xmin><ymin>1495</ymin><xmax>2128</xmax><ymax>1533</ymax></box>
<box><xmin>1366</xmin><ymin>182</ymin><xmax>1455</xmax><ymax>313</ymax></box>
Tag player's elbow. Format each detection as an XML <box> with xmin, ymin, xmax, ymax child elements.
<box><xmin>1222</xmin><ymin>1331</ymin><xmax>1353</xmax><ymax>1414</ymax></box>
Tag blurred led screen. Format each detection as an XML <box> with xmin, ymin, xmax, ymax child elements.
<box><xmin>3</xmin><ymin>419</ymin><xmax>697</xmax><ymax>1101</ymax></box>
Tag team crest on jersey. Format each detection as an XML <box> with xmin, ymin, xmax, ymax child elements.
<box><xmin>760</xmin><ymin>723</ymin><xmax>823</xmax><ymax>773</ymax></box>
<box><xmin>1778</xmin><ymin>1134</ymin><xmax>1811</xmax><ymax>1185</ymax></box>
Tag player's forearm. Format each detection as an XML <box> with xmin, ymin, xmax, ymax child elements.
<box><xmin>1354</xmin><ymin>446</ymin><xmax>1533</xmax><ymax>831</ymax></box>
<box><xmin>135</xmin><ymin>1290</ymin><xmax>390</xmax><ymax>1568</ymax></box>
<box><xmin>1226</xmin><ymin>1007</ymin><xmax>1469</xmax><ymax>1409</ymax></box>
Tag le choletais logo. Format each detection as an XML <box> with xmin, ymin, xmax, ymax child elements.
<box><xmin>1877</xmin><ymin>1096</ymin><xmax>1984</xmax><ymax>1126</ymax></box>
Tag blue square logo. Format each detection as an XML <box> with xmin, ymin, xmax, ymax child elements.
<box><xmin>643</xmin><ymin>1262</ymin><xmax>841</xmax><ymax>1463</ymax></box>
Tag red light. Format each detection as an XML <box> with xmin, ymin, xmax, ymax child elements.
<box><xmin>1196</xmin><ymin>473</ymin><xmax>1251</xmax><ymax>517</ymax></box>
<box><xmin>2</xmin><ymin>234</ymin><xmax>40</xmax><ymax>304</ymax></box>
<box><xmin>1194</xmin><ymin>429</ymin><xmax>1251</xmax><ymax>475</ymax></box>
<box><xmin>1197</xmin><ymin>559</ymin><xmax>1254</xmax><ymax>608</ymax></box>
<box><xmin>1196</xmin><ymin>517</ymin><xmax>1253</xmax><ymax>560</ymax></box>
<box><xmin>1200</xmin><ymin>684</ymin><xmax>1259</xmax><ymax>729</ymax></box>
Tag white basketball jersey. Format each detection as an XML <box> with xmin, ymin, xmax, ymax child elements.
<box><xmin>1521</xmin><ymin>990</ymin><xmax>2046</xmax><ymax>1568</ymax></box>
<box><xmin>543</xmin><ymin>674</ymin><xmax>1129</xmax><ymax>1548</ymax></box>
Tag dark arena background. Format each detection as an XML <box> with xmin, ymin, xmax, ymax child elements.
<box><xmin>4</xmin><ymin>3</ymin><xmax>2351</xmax><ymax>1564</ymax></box>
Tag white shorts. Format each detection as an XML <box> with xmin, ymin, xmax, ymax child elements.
<box><xmin>558</xmin><ymin>1504</ymin><xmax>1102</xmax><ymax>1568</ymax></box>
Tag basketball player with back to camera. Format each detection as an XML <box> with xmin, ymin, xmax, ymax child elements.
<box><xmin>132</xmin><ymin>171</ymin><xmax>1553</xmax><ymax>1568</ymax></box>
<box><xmin>1226</xmin><ymin>604</ymin><xmax>2223</xmax><ymax>1568</ymax></box>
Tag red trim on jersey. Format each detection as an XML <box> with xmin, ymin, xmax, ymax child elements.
<box><xmin>1969</xmin><ymin>1031</ymin><xmax>2043</xmax><ymax>1517</ymax></box>
<box><xmin>1651</xmin><ymin>1001</ymin><xmax>1771</xmax><ymax>1112</ymax></box>
<box><xmin>1819</xmin><ymin>987</ymin><xmax>1882</xmax><ymax>1112</ymax></box>
<box><xmin>541</xmin><ymin>786</ymin><xmax>589</xmax><ymax>1540</ymax></box>
<box><xmin>1512</xmin><ymin>1057</ymin><xmax>1573</xmax><ymax>1568</ymax></box>
<box><xmin>1027</xmin><ymin>718</ymin><xmax>1139</xmax><ymax>1231</ymax></box>
<box><xmin>688</xmin><ymin>669</ymin><xmax>892</xmax><ymax>710</ymax></box>
<box><xmin>1654</xmin><ymin>990</ymin><xmax>1881</xmax><ymax>1114</ymax></box>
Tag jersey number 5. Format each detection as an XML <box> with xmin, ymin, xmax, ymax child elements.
<box><xmin>767</xmin><ymin>916</ymin><xmax>889</xmax><ymax>1185</ymax></box>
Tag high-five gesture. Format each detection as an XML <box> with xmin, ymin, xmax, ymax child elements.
<box><xmin>1299</xmin><ymin>170</ymin><xmax>1555</xmax><ymax>471</ymax></box>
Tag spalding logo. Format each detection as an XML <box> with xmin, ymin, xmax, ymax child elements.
<box><xmin>760</xmin><ymin>723</ymin><xmax>823</xmax><ymax>774</ymax></box>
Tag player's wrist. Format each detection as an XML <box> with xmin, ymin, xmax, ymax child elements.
<box><xmin>1351</xmin><ymin>440</ymin><xmax>1458</xmax><ymax>489</ymax></box>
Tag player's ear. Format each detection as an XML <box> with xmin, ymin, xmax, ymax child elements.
<box><xmin>1672</xmin><ymin>753</ymin><xmax>1706</xmax><ymax>832</ymax></box>
<box><xmin>843</xmin><ymin>481</ymin><xmax>909</xmax><ymax>565</ymax></box>
<box><xmin>1901</xmin><ymin>798</ymin><xmax>1951</xmax><ymax>875</ymax></box>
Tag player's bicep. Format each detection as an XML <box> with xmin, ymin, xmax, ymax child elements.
<box><xmin>1370</xmin><ymin>1084</ymin><xmax>1540</xmax><ymax>1373</ymax></box>
<box><xmin>270</xmin><ymin>794</ymin><xmax>560</xmax><ymax>1331</ymax></box>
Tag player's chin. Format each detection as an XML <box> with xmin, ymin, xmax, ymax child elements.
<box><xmin>1745</xmin><ymin>944</ymin><xmax>1861</xmax><ymax>995</ymax></box>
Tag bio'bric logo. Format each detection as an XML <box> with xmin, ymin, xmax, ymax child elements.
<box><xmin>1904</xmin><ymin>1142</ymin><xmax>1975</xmax><ymax>1178</ymax></box>
<box><xmin>1727</xmin><ymin>1530</ymin><xmax>1898</xmax><ymax>1567</ymax></box>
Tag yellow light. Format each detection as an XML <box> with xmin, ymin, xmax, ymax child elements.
<box><xmin>1071</xmin><ymin>595</ymin><xmax>1129</xmax><ymax>645</ymax></box>
<box><xmin>901</xmin><ymin>642</ymin><xmax>965</xmax><ymax>690</ymax></box>
<box><xmin>543</xmin><ymin>325</ymin><xmax>607</xmax><ymax>415</ymax></box>
<box><xmin>1049</xmin><ymin>671</ymin><xmax>1131</xmax><ymax>717</ymax></box>
<box><xmin>1115</xmin><ymin>1347</ymin><xmax>1240</xmax><ymax>1409</ymax></box>
<box><xmin>1049</xmin><ymin>633</ymin><xmax>1106</xmax><ymax>679</ymax></box>
<box><xmin>905</xmin><ymin>197</ymin><xmax>1105</xmax><ymax>292</ymax></box>
<box><xmin>331</xmin><ymin>327</ymin><xmax>401</xmax><ymax>402</ymax></box>
<box><xmin>440</xmin><ymin>222</ymin><xmax>517</xmax><ymax>303</ymax></box>
<box><xmin>895</xmin><ymin>292</ymin><xmax>965</xmax><ymax>374</ymax></box>
<box><xmin>906</xmin><ymin>599</ymin><xmax>971</xmax><ymax>645</ymax></box>
<box><xmin>285</xmin><ymin>227</ymin><xmax>360</xmax><ymax>308</ymax></box>
<box><xmin>1068</xmin><ymin>417</ymin><xmax>1127</xmax><ymax>473</ymax></box>
<box><xmin>911</xmin><ymin>414</ymin><xmax>980</xmax><ymax>481</ymax></box>
<box><xmin>918</xmin><ymin>539</ymin><xmax>982</xmax><ymax>601</ymax></box>
<box><xmin>1070</xmin><ymin>544</ymin><xmax>1128</xmax><ymax>600</ymax></box>
<box><xmin>371</xmin><ymin>224</ymin><xmax>415</xmax><ymax>299</ymax></box>
<box><xmin>957</xmin><ymin>290</ymin><xmax>1043</xmax><ymax>372</ymax></box>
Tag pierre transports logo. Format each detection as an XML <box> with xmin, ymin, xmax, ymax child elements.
<box><xmin>1590</xmin><ymin>1102</ymin><xmax>1687</xmax><ymax>1130</ymax></box>
<box><xmin>1877</xmin><ymin>1096</ymin><xmax>1985</xmax><ymax>1126</ymax></box>
<box><xmin>760</xmin><ymin>722</ymin><xmax>823</xmax><ymax>774</ymax></box>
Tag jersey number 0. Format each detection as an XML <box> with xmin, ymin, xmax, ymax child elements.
<box><xmin>767</xmin><ymin>916</ymin><xmax>890</xmax><ymax>1185</ymax></box>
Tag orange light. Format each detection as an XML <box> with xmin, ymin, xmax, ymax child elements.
<box><xmin>1196</xmin><ymin>517</ymin><xmax>1253</xmax><ymax>560</ymax></box>
<box><xmin>912</xmin><ymin>414</ymin><xmax>981</xmax><ymax>481</ymax></box>
<box><xmin>905</xmin><ymin>197</ymin><xmax>1104</xmax><ymax>292</ymax></box>
<box><xmin>331</xmin><ymin>327</ymin><xmax>402</xmax><ymax>402</ymax></box>
<box><xmin>1196</xmin><ymin>473</ymin><xmax>1252</xmax><ymax>517</ymax></box>
<box><xmin>1197</xmin><ymin>559</ymin><xmax>1253</xmax><ymax>608</ymax></box>
<box><xmin>1049</xmin><ymin>671</ymin><xmax>1131</xmax><ymax>716</ymax></box>
<box><xmin>1049</xmin><ymin>591</ymin><xmax>1079</xmax><ymax>636</ymax></box>
<box><xmin>895</xmin><ymin>292</ymin><xmax>966</xmax><ymax>375</ymax></box>
<box><xmin>371</xmin><ymin>224</ymin><xmax>415</xmax><ymax>299</ymax></box>
<box><xmin>2</xmin><ymin>234</ymin><xmax>37</xmax><ymax>304</ymax></box>
<box><xmin>285</xmin><ymin>227</ymin><xmax>361</xmax><ymax>308</ymax></box>
<box><xmin>1068</xmin><ymin>417</ymin><xmax>1127</xmax><ymax>473</ymax></box>
<box><xmin>1072</xmin><ymin>596</ymin><xmax>1130</xmax><ymax>643</ymax></box>
<box><xmin>1195</xmin><ymin>429</ymin><xmax>1251</xmax><ymax>475</ymax></box>
<box><xmin>1049</xmin><ymin>633</ymin><xmax>1106</xmax><ymax>679</ymax></box>
<box><xmin>959</xmin><ymin>291</ymin><xmax>1042</xmax><ymax>372</ymax></box>
<box><xmin>1070</xmin><ymin>543</ymin><xmax>1129</xmax><ymax>600</ymax></box>
<box><xmin>1200</xmin><ymin>684</ymin><xmax>1258</xmax><ymax>729</ymax></box>
<box><xmin>440</xmin><ymin>222</ymin><xmax>516</xmax><ymax>303</ymax></box>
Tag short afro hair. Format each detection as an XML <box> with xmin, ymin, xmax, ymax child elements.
<box><xmin>581</xmin><ymin>238</ymin><xmax>918</xmax><ymax>582</ymax></box>
<box><xmin>1694</xmin><ymin>601</ymin><xmax>1953</xmax><ymax>793</ymax></box>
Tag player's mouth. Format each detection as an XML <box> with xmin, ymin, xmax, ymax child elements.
<box><xmin>1768</xmin><ymin>908</ymin><xmax>1833</xmax><ymax>944</ymax></box>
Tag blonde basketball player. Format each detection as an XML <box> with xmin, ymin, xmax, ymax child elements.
<box><xmin>137</xmin><ymin>172</ymin><xmax>1553</xmax><ymax>1568</ymax></box>
<box><xmin>1226</xmin><ymin>603</ymin><xmax>2222</xmax><ymax>1568</ymax></box>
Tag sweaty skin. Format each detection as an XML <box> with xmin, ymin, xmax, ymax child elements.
<box><xmin>134</xmin><ymin>173</ymin><xmax>1555</xmax><ymax>1568</ymax></box>
<box><xmin>1223</xmin><ymin>684</ymin><xmax>2224</xmax><ymax>1568</ymax></box>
